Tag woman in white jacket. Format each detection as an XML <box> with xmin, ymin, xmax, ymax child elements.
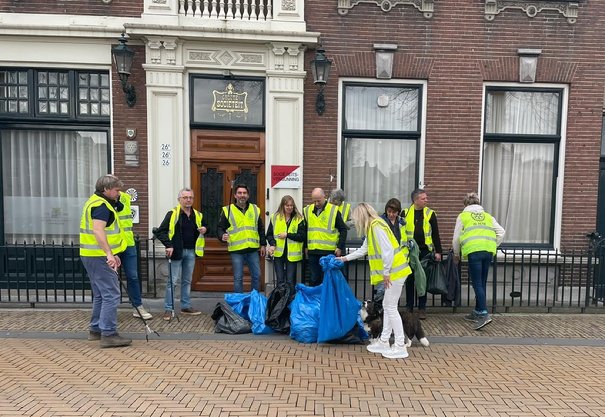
<box><xmin>452</xmin><ymin>193</ymin><xmax>505</xmax><ymax>330</ymax></box>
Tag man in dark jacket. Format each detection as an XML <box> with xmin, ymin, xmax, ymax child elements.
<box><xmin>155</xmin><ymin>188</ymin><xmax>207</xmax><ymax>320</ymax></box>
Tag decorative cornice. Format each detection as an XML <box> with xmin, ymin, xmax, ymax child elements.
<box><xmin>337</xmin><ymin>0</ymin><xmax>433</xmax><ymax>18</ymax></box>
<box><xmin>484</xmin><ymin>1</ymin><xmax>579</xmax><ymax>24</ymax></box>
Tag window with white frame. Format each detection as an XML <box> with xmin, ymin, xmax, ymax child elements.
<box><xmin>341</xmin><ymin>83</ymin><xmax>422</xmax><ymax>213</ymax></box>
<box><xmin>482</xmin><ymin>87</ymin><xmax>563</xmax><ymax>247</ymax></box>
<box><xmin>0</xmin><ymin>68</ymin><xmax>111</xmax><ymax>244</ymax></box>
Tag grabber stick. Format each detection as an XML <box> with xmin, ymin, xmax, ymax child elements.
<box><xmin>114</xmin><ymin>269</ymin><xmax>160</xmax><ymax>341</ymax></box>
<box><xmin>167</xmin><ymin>257</ymin><xmax>180</xmax><ymax>322</ymax></box>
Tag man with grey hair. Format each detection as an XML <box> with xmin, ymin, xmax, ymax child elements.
<box><xmin>79</xmin><ymin>174</ymin><xmax>131</xmax><ymax>348</ymax></box>
<box><xmin>329</xmin><ymin>188</ymin><xmax>352</xmax><ymax>224</ymax></box>
<box><xmin>155</xmin><ymin>187</ymin><xmax>207</xmax><ymax>320</ymax></box>
<box><xmin>303</xmin><ymin>187</ymin><xmax>348</xmax><ymax>286</ymax></box>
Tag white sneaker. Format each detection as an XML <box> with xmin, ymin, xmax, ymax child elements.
<box><xmin>367</xmin><ymin>339</ymin><xmax>391</xmax><ymax>354</ymax></box>
<box><xmin>382</xmin><ymin>344</ymin><xmax>409</xmax><ymax>359</ymax></box>
<box><xmin>133</xmin><ymin>307</ymin><xmax>153</xmax><ymax>320</ymax></box>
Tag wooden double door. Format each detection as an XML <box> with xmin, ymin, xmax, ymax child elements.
<box><xmin>190</xmin><ymin>130</ymin><xmax>265</xmax><ymax>292</ymax></box>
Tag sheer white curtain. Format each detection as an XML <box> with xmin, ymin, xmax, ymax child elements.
<box><xmin>482</xmin><ymin>91</ymin><xmax>559</xmax><ymax>244</ymax></box>
<box><xmin>345</xmin><ymin>86</ymin><xmax>418</xmax><ymax>131</ymax></box>
<box><xmin>343</xmin><ymin>85</ymin><xmax>419</xmax><ymax>212</ymax></box>
<box><xmin>2</xmin><ymin>129</ymin><xmax>107</xmax><ymax>243</ymax></box>
<box><xmin>344</xmin><ymin>138</ymin><xmax>416</xmax><ymax>210</ymax></box>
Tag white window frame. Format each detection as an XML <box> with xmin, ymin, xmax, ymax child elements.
<box><xmin>337</xmin><ymin>77</ymin><xmax>428</xmax><ymax>193</ymax></box>
<box><xmin>480</xmin><ymin>82</ymin><xmax>568</xmax><ymax>250</ymax></box>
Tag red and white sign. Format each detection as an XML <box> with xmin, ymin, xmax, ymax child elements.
<box><xmin>271</xmin><ymin>165</ymin><xmax>301</xmax><ymax>189</ymax></box>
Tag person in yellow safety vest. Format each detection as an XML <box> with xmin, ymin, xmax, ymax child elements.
<box><xmin>79</xmin><ymin>174</ymin><xmax>131</xmax><ymax>348</ymax></box>
<box><xmin>116</xmin><ymin>191</ymin><xmax>152</xmax><ymax>320</ymax></box>
<box><xmin>155</xmin><ymin>188</ymin><xmax>207</xmax><ymax>320</ymax></box>
<box><xmin>452</xmin><ymin>192</ymin><xmax>505</xmax><ymax>331</ymax></box>
<box><xmin>329</xmin><ymin>188</ymin><xmax>353</xmax><ymax>227</ymax></box>
<box><xmin>375</xmin><ymin>197</ymin><xmax>409</xmax><ymax>306</ymax></box>
<box><xmin>337</xmin><ymin>203</ymin><xmax>412</xmax><ymax>360</ymax></box>
<box><xmin>403</xmin><ymin>188</ymin><xmax>443</xmax><ymax>319</ymax></box>
<box><xmin>303</xmin><ymin>187</ymin><xmax>348</xmax><ymax>286</ymax></box>
<box><xmin>218</xmin><ymin>183</ymin><xmax>267</xmax><ymax>293</ymax></box>
<box><xmin>266</xmin><ymin>195</ymin><xmax>307</xmax><ymax>289</ymax></box>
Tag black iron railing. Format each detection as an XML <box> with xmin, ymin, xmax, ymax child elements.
<box><xmin>0</xmin><ymin>237</ymin><xmax>157</xmax><ymax>305</ymax></box>
<box><xmin>2</xmin><ymin>236</ymin><xmax>605</xmax><ymax>311</ymax></box>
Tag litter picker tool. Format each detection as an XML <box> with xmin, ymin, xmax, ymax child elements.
<box><xmin>166</xmin><ymin>257</ymin><xmax>180</xmax><ymax>323</ymax></box>
<box><xmin>113</xmin><ymin>268</ymin><xmax>160</xmax><ymax>342</ymax></box>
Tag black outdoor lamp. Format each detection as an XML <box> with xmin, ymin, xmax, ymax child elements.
<box><xmin>311</xmin><ymin>46</ymin><xmax>332</xmax><ymax>115</ymax></box>
<box><xmin>111</xmin><ymin>33</ymin><xmax>137</xmax><ymax>107</ymax></box>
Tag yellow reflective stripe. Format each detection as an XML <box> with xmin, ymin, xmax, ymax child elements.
<box><xmin>307</xmin><ymin>239</ymin><xmax>338</xmax><ymax>245</ymax></box>
<box><xmin>391</xmin><ymin>262</ymin><xmax>409</xmax><ymax>274</ymax></box>
<box><xmin>228</xmin><ymin>237</ymin><xmax>260</xmax><ymax>247</ymax></box>
<box><xmin>80</xmin><ymin>242</ymin><xmax>123</xmax><ymax>250</ymax></box>
<box><xmin>368</xmin><ymin>254</ymin><xmax>381</xmax><ymax>260</ymax></box>
<box><xmin>289</xmin><ymin>251</ymin><xmax>302</xmax><ymax>257</ymax></box>
<box><xmin>461</xmin><ymin>235</ymin><xmax>497</xmax><ymax>246</ymax></box>
<box><xmin>464</xmin><ymin>225</ymin><xmax>494</xmax><ymax>233</ymax></box>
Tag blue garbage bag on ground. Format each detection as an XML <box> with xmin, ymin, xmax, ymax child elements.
<box><xmin>224</xmin><ymin>292</ymin><xmax>251</xmax><ymax>319</ymax></box>
<box><xmin>289</xmin><ymin>283</ymin><xmax>323</xmax><ymax>343</ymax></box>
<box><xmin>248</xmin><ymin>290</ymin><xmax>274</xmax><ymax>335</ymax></box>
<box><xmin>317</xmin><ymin>255</ymin><xmax>368</xmax><ymax>343</ymax></box>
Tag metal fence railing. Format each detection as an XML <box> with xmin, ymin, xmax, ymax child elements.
<box><xmin>2</xmin><ymin>236</ymin><xmax>605</xmax><ymax>311</ymax></box>
<box><xmin>0</xmin><ymin>237</ymin><xmax>157</xmax><ymax>305</ymax></box>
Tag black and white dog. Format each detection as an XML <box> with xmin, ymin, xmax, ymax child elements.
<box><xmin>360</xmin><ymin>300</ymin><xmax>429</xmax><ymax>347</ymax></box>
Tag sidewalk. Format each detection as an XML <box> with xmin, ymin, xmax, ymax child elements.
<box><xmin>2</xmin><ymin>305</ymin><xmax>605</xmax><ymax>416</ymax></box>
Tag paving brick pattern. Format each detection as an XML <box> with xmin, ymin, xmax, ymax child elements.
<box><xmin>1</xmin><ymin>336</ymin><xmax>604</xmax><ymax>417</ymax></box>
<box><xmin>2</xmin><ymin>309</ymin><xmax>605</xmax><ymax>339</ymax></box>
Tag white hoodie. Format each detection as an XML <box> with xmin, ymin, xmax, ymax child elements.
<box><xmin>452</xmin><ymin>204</ymin><xmax>505</xmax><ymax>257</ymax></box>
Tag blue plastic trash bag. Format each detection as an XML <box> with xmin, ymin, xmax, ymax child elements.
<box><xmin>248</xmin><ymin>290</ymin><xmax>274</xmax><ymax>335</ymax></box>
<box><xmin>225</xmin><ymin>292</ymin><xmax>251</xmax><ymax>319</ymax></box>
<box><xmin>317</xmin><ymin>255</ymin><xmax>368</xmax><ymax>343</ymax></box>
<box><xmin>289</xmin><ymin>283</ymin><xmax>323</xmax><ymax>343</ymax></box>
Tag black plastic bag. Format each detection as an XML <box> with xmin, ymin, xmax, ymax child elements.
<box><xmin>328</xmin><ymin>323</ymin><xmax>366</xmax><ymax>345</ymax></box>
<box><xmin>422</xmin><ymin>255</ymin><xmax>448</xmax><ymax>295</ymax></box>
<box><xmin>444</xmin><ymin>250</ymin><xmax>461</xmax><ymax>305</ymax></box>
<box><xmin>211</xmin><ymin>301</ymin><xmax>252</xmax><ymax>334</ymax></box>
<box><xmin>265</xmin><ymin>283</ymin><xmax>295</xmax><ymax>333</ymax></box>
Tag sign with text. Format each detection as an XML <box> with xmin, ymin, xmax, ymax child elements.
<box><xmin>271</xmin><ymin>165</ymin><xmax>301</xmax><ymax>189</ymax></box>
<box><xmin>191</xmin><ymin>76</ymin><xmax>265</xmax><ymax>128</ymax></box>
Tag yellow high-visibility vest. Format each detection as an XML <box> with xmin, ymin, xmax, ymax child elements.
<box><xmin>117</xmin><ymin>192</ymin><xmax>134</xmax><ymax>247</ymax></box>
<box><xmin>271</xmin><ymin>213</ymin><xmax>304</xmax><ymax>261</ymax></box>
<box><xmin>404</xmin><ymin>206</ymin><xmax>435</xmax><ymax>252</ymax></box>
<box><xmin>304</xmin><ymin>202</ymin><xmax>339</xmax><ymax>251</ymax></box>
<box><xmin>223</xmin><ymin>204</ymin><xmax>260</xmax><ymax>252</ymax></box>
<box><xmin>367</xmin><ymin>218</ymin><xmax>412</xmax><ymax>285</ymax></box>
<box><xmin>337</xmin><ymin>202</ymin><xmax>351</xmax><ymax>222</ymax></box>
<box><xmin>168</xmin><ymin>206</ymin><xmax>205</xmax><ymax>257</ymax></box>
<box><xmin>460</xmin><ymin>211</ymin><xmax>497</xmax><ymax>259</ymax></box>
<box><xmin>79</xmin><ymin>194</ymin><xmax>126</xmax><ymax>257</ymax></box>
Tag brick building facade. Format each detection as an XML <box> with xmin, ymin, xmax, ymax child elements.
<box><xmin>303</xmin><ymin>0</ymin><xmax>604</xmax><ymax>250</ymax></box>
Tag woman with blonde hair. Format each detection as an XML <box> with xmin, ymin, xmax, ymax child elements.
<box><xmin>337</xmin><ymin>203</ymin><xmax>412</xmax><ymax>359</ymax></box>
<box><xmin>266</xmin><ymin>195</ymin><xmax>306</xmax><ymax>288</ymax></box>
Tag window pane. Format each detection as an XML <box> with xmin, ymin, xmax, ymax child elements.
<box><xmin>482</xmin><ymin>142</ymin><xmax>554</xmax><ymax>244</ymax></box>
<box><xmin>344</xmin><ymin>137</ymin><xmax>416</xmax><ymax>210</ymax></box>
<box><xmin>1</xmin><ymin>129</ymin><xmax>108</xmax><ymax>243</ymax></box>
<box><xmin>486</xmin><ymin>90</ymin><xmax>559</xmax><ymax>135</ymax></box>
<box><xmin>345</xmin><ymin>86</ymin><xmax>419</xmax><ymax>131</ymax></box>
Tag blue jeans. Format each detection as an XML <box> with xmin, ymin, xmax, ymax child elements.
<box><xmin>82</xmin><ymin>256</ymin><xmax>121</xmax><ymax>336</ymax></box>
<box><xmin>467</xmin><ymin>251</ymin><xmax>493</xmax><ymax>315</ymax></box>
<box><xmin>231</xmin><ymin>251</ymin><xmax>261</xmax><ymax>293</ymax></box>
<box><xmin>273</xmin><ymin>256</ymin><xmax>298</xmax><ymax>289</ymax></box>
<box><xmin>164</xmin><ymin>249</ymin><xmax>195</xmax><ymax>311</ymax></box>
<box><xmin>119</xmin><ymin>245</ymin><xmax>142</xmax><ymax>307</ymax></box>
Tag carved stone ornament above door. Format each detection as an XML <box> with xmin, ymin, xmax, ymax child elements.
<box><xmin>337</xmin><ymin>0</ymin><xmax>434</xmax><ymax>18</ymax></box>
<box><xmin>484</xmin><ymin>0</ymin><xmax>580</xmax><ymax>24</ymax></box>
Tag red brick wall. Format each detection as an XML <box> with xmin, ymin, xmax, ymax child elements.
<box><xmin>304</xmin><ymin>1</ymin><xmax>604</xmax><ymax>250</ymax></box>
<box><xmin>0</xmin><ymin>0</ymin><xmax>142</xmax><ymax>17</ymax></box>
<box><xmin>112</xmin><ymin>44</ymin><xmax>149</xmax><ymax>240</ymax></box>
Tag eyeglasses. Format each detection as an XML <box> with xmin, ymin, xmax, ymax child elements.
<box><xmin>180</xmin><ymin>196</ymin><xmax>194</xmax><ymax>200</ymax></box>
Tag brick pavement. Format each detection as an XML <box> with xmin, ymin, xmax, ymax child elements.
<box><xmin>1</xmin><ymin>309</ymin><xmax>605</xmax><ymax>416</ymax></box>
